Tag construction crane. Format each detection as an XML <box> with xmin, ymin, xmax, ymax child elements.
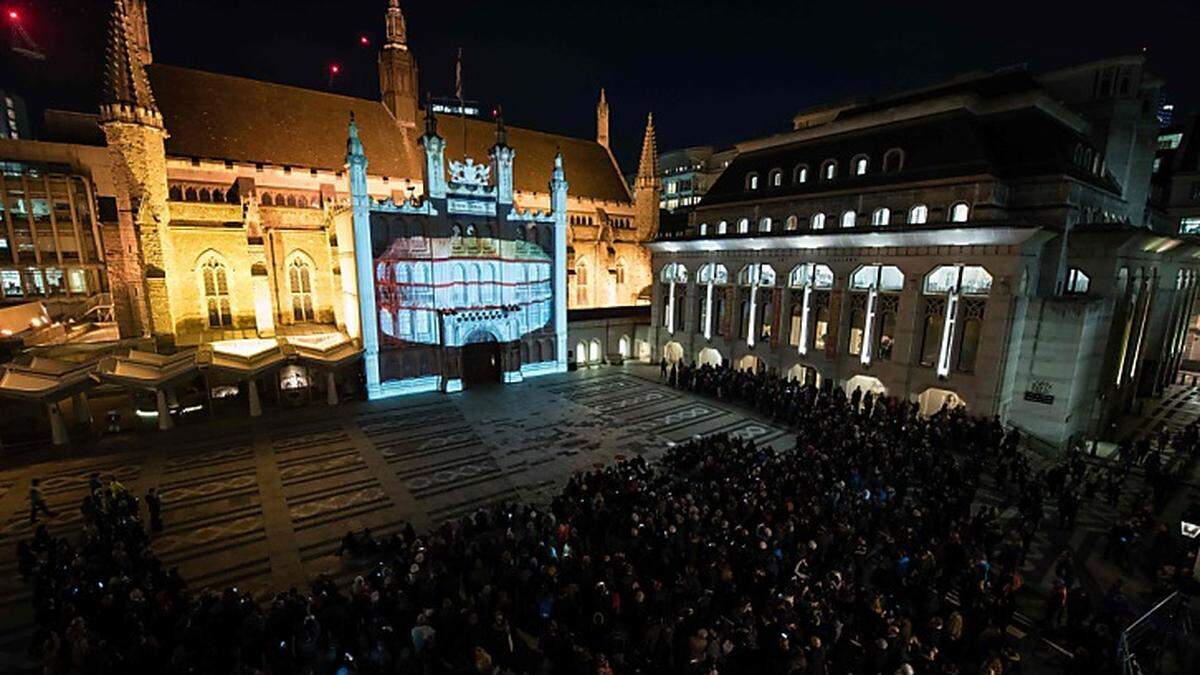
<box><xmin>6</xmin><ymin>9</ymin><xmax>44</xmax><ymax>61</ymax></box>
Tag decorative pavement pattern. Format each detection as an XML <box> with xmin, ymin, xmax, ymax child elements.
<box><xmin>0</xmin><ymin>366</ymin><xmax>790</xmax><ymax>657</ymax></box>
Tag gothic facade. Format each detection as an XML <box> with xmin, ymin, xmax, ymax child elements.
<box><xmin>100</xmin><ymin>0</ymin><xmax>654</xmax><ymax>353</ymax></box>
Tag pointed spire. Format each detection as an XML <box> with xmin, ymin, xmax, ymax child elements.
<box><xmin>101</xmin><ymin>0</ymin><xmax>160</xmax><ymax>126</ymax></box>
<box><xmin>596</xmin><ymin>88</ymin><xmax>611</xmax><ymax>149</ymax></box>
<box><xmin>636</xmin><ymin>112</ymin><xmax>659</xmax><ymax>188</ymax></box>
<box><xmin>385</xmin><ymin>0</ymin><xmax>408</xmax><ymax>48</ymax></box>
<box><xmin>493</xmin><ymin>105</ymin><xmax>508</xmax><ymax>148</ymax></box>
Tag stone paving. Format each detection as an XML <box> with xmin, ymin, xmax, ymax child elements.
<box><xmin>0</xmin><ymin>365</ymin><xmax>791</xmax><ymax>657</ymax></box>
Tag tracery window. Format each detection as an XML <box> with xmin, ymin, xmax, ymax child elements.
<box><xmin>787</xmin><ymin>263</ymin><xmax>833</xmax><ymax>355</ymax></box>
<box><xmin>921</xmin><ymin>264</ymin><xmax>991</xmax><ymax>376</ymax></box>
<box><xmin>200</xmin><ymin>257</ymin><xmax>233</xmax><ymax>328</ymax></box>
<box><xmin>288</xmin><ymin>256</ymin><xmax>315</xmax><ymax>322</ymax></box>
<box><xmin>737</xmin><ymin>263</ymin><xmax>776</xmax><ymax>347</ymax></box>
<box><xmin>849</xmin><ymin>264</ymin><xmax>904</xmax><ymax>365</ymax></box>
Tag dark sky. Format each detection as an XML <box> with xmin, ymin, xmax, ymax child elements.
<box><xmin>3</xmin><ymin>0</ymin><xmax>1198</xmax><ymax>173</ymax></box>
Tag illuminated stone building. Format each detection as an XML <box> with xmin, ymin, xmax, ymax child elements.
<box><xmin>99</xmin><ymin>0</ymin><xmax>653</xmax><ymax>353</ymax></box>
<box><xmin>650</xmin><ymin>61</ymin><xmax>1200</xmax><ymax>446</ymax></box>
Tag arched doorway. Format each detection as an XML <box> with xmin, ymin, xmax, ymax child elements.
<box><xmin>736</xmin><ymin>354</ymin><xmax>763</xmax><ymax>372</ymax></box>
<box><xmin>618</xmin><ymin>335</ymin><xmax>631</xmax><ymax>359</ymax></box>
<box><xmin>786</xmin><ymin>363</ymin><xmax>820</xmax><ymax>386</ymax></box>
<box><xmin>576</xmin><ymin>341</ymin><xmax>589</xmax><ymax>365</ymax></box>
<box><xmin>663</xmin><ymin>341</ymin><xmax>684</xmax><ymax>364</ymax></box>
<box><xmin>697</xmin><ymin>347</ymin><xmax>722</xmax><ymax>367</ymax></box>
<box><xmin>844</xmin><ymin>374</ymin><xmax>887</xmax><ymax>397</ymax></box>
<box><xmin>589</xmin><ymin>338</ymin><xmax>602</xmax><ymax>363</ymax></box>
<box><xmin>918</xmin><ymin>387</ymin><xmax>964</xmax><ymax>416</ymax></box>
<box><xmin>462</xmin><ymin>330</ymin><xmax>502</xmax><ymax>387</ymax></box>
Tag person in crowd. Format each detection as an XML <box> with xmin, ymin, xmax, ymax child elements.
<box><xmin>144</xmin><ymin>487</ymin><xmax>163</xmax><ymax>532</ymax></box>
<box><xmin>28</xmin><ymin>478</ymin><xmax>54</xmax><ymax>524</ymax></box>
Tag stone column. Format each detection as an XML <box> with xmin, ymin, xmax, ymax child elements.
<box><xmin>48</xmin><ymin>402</ymin><xmax>69</xmax><ymax>446</ymax></box>
<box><xmin>248</xmin><ymin>379</ymin><xmax>262</xmax><ymax>417</ymax></box>
<box><xmin>72</xmin><ymin>392</ymin><xmax>92</xmax><ymax>427</ymax></box>
<box><xmin>156</xmin><ymin>388</ymin><xmax>173</xmax><ymax>431</ymax></box>
<box><xmin>325</xmin><ymin>370</ymin><xmax>339</xmax><ymax>406</ymax></box>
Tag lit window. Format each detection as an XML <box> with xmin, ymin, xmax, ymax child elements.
<box><xmin>699</xmin><ymin>222</ymin><xmax>708</xmax><ymax>236</ymax></box>
<box><xmin>1154</xmin><ymin>157</ymin><xmax>1162</xmax><ymax>174</ymax></box>
<box><xmin>785</xmin><ymin>215</ymin><xmax>798</xmax><ymax>231</ymax></box>
<box><xmin>853</xmin><ymin>156</ymin><xmax>868</xmax><ymax>176</ymax></box>
<box><xmin>201</xmin><ymin>257</ymin><xmax>233</xmax><ymax>328</ymax></box>
<box><xmin>769</xmin><ymin>169</ymin><xmax>782</xmax><ymax>187</ymax></box>
<box><xmin>759</xmin><ymin>217</ymin><xmax>772</xmax><ymax>232</ymax></box>
<box><xmin>1181</xmin><ymin>216</ymin><xmax>1200</xmax><ymax>234</ymax></box>
<box><xmin>1065</xmin><ymin>267</ymin><xmax>1090</xmax><ymax>295</ymax></box>
<box><xmin>737</xmin><ymin>218</ymin><xmax>749</xmax><ymax>233</ymax></box>
<box><xmin>871</xmin><ymin>208</ymin><xmax>890</xmax><ymax>226</ymax></box>
<box><xmin>793</xmin><ymin>165</ymin><xmax>808</xmax><ymax>183</ymax></box>
<box><xmin>717</xmin><ymin>220</ymin><xmax>728</xmax><ymax>234</ymax></box>
<box><xmin>746</xmin><ymin>173</ymin><xmax>759</xmax><ymax>190</ymax></box>
<box><xmin>949</xmin><ymin>202</ymin><xmax>970</xmax><ymax>222</ymax></box>
<box><xmin>909</xmin><ymin>204</ymin><xmax>928</xmax><ymax>224</ymax></box>
<box><xmin>822</xmin><ymin>160</ymin><xmax>837</xmax><ymax>180</ymax></box>
<box><xmin>288</xmin><ymin>256</ymin><xmax>315</xmax><ymax>322</ymax></box>
<box><xmin>1158</xmin><ymin>133</ymin><xmax>1183</xmax><ymax>150</ymax></box>
<box><xmin>840</xmin><ymin>210</ymin><xmax>856</xmax><ymax>228</ymax></box>
<box><xmin>811</xmin><ymin>213</ymin><xmax>826</xmax><ymax>230</ymax></box>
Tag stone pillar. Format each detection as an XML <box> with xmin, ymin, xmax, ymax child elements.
<box><xmin>325</xmin><ymin>370</ymin><xmax>339</xmax><ymax>406</ymax></box>
<box><xmin>248</xmin><ymin>379</ymin><xmax>262</xmax><ymax>417</ymax></box>
<box><xmin>48</xmin><ymin>402</ymin><xmax>69</xmax><ymax>446</ymax></box>
<box><xmin>253</xmin><ymin>274</ymin><xmax>276</xmax><ymax>337</ymax></box>
<box><xmin>166</xmin><ymin>387</ymin><xmax>179</xmax><ymax>407</ymax></box>
<box><xmin>156</xmin><ymin>388</ymin><xmax>173</xmax><ymax>431</ymax></box>
<box><xmin>72</xmin><ymin>392</ymin><xmax>92</xmax><ymax>427</ymax></box>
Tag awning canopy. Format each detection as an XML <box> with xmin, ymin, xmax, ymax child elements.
<box><xmin>286</xmin><ymin>333</ymin><xmax>363</xmax><ymax>369</ymax></box>
<box><xmin>0</xmin><ymin>356</ymin><xmax>97</xmax><ymax>401</ymax></box>
<box><xmin>200</xmin><ymin>338</ymin><xmax>289</xmax><ymax>378</ymax></box>
<box><xmin>95</xmin><ymin>349</ymin><xmax>199</xmax><ymax>390</ymax></box>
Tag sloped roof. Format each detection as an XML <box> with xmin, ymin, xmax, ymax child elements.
<box><xmin>146</xmin><ymin>64</ymin><xmax>630</xmax><ymax>204</ymax></box>
<box><xmin>704</xmin><ymin>107</ymin><xmax>1118</xmax><ymax>206</ymax></box>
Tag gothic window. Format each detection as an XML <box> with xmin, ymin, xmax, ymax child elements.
<box><xmin>739</xmin><ymin>299</ymin><xmax>751</xmax><ymax>339</ymax></box>
<box><xmin>793</xmin><ymin>164</ymin><xmax>809</xmax><ymax>184</ymax></box>
<box><xmin>950</xmin><ymin>202</ymin><xmax>970</xmax><ymax>222</ymax></box>
<box><xmin>788</xmin><ymin>297</ymin><xmax>803</xmax><ymax>346</ymax></box>
<box><xmin>200</xmin><ymin>257</ymin><xmax>233</xmax><ymax>328</ymax></box>
<box><xmin>737</xmin><ymin>218</ymin><xmax>750</xmax><ymax>233</ymax></box>
<box><xmin>956</xmin><ymin>299</ymin><xmax>985</xmax><ymax>372</ymax></box>
<box><xmin>847</xmin><ymin>296</ymin><xmax>865</xmax><ymax>356</ymax></box>
<box><xmin>185</xmin><ymin>187</ymin><xmax>198</xmax><ymax>201</ymax></box>
<box><xmin>699</xmin><ymin>222</ymin><xmax>708</xmax><ymax>236</ymax></box>
<box><xmin>576</xmin><ymin>259</ymin><xmax>589</xmax><ymax>305</ymax></box>
<box><xmin>813</xmin><ymin>305</ymin><xmax>830</xmax><ymax>351</ymax></box>
<box><xmin>717</xmin><ymin>220</ymin><xmax>728</xmax><ymax>234</ymax></box>
<box><xmin>785</xmin><ymin>215</ymin><xmax>799</xmax><ymax>231</ymax></box>
<box><xmin>882</xmin><ymin>148</ymin><xmax>905</xmax><ymax>173</ymax></box>
<box><xmin>872</xmin><ymin>208</ymin><xmax>890</xmax><ymax>226</ymax></box>
<box><xmin>697</xmin><ymin>293</ymin><xmax>708</xmax><ymax>335</ymax></box>
<box><xmin>768</xmin><ymin>168</ymin><xmax>782</xmax><ymax>187</ymax></box>
<box><xmin>811</xmin><ymin>213</ymin><xmax>826</xmax><ymax>230</ymax></box>
<box><xmin>909</xmin><ymin>204</ymin><xmax>928</xmax><ymax>224</ymax></box>
<box><xmin>841</xmin><ymin>210</ymin><xmax>857</xmax><ymax>228</ymax></box>
<box><xmin>169</xmin><ymin>186</ymin><xmax>182</xmax><ymax>201</ymax></box>
<box><xmin>199</xmin><ymin>188</ymin><xmax>212</xmax><ymax>202</ymax></box>
<box><xmin>288</xmin><ymin>256</ymin><xmax>315</xmax><ymax>322</ymax></box>
<box><xmin>759</xmin><ymin>217</ymin><xmax>772</xmax><ymax>233</ymax></box>
<box><xmin>852</xmin><ymin>155</ymin><xmax>869</xmax><ymax>176</ymax></box>
<box><xmin>876</xmin><ymin>295</ymin><xmax>899</xmax><ymax>361</ymax></box>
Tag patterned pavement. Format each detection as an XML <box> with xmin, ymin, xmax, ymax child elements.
<box><xmin>0</xmin><ymin>365</ymin><xmax>789</xmax><ymax>657</ymax></box>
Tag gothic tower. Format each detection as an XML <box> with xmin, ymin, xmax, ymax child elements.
<box><xmin>634</xmin><ymin>113</ymin><xmax>661</xmax><ymax>241</ymax></box>
<box><xmin>379</xmin><ymin>0</ymin><xmax>420</xmax><ymax>128</ymax></box>
<box><xmin>100</xmin><ymin>0</ymin><xmax>172</xmax><ymax>339</ymax></box>
<box><xmin>596</xmin><ymin>88</ymin><xmax>610</xmax><ymax>149</ymax></box>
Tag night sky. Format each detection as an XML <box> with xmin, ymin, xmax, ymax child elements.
<box><xmin>3</xmin><ymin>0</ymin><xmax>1198</xmax><ymax>173</ymax></box>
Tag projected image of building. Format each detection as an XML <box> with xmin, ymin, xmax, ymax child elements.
<box><xmin>348</xmin><ymin>110</ymin><xmax>568</xmax><ymax>399</ymax></box>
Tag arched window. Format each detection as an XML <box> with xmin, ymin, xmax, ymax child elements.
<box><xmin>909</xmin><ymin>204</ymin><xmax>928</xmax><ymax>224</ymax></box>
<box><xmin>821</xmin><ymin>160</ymin><xmax>837</xmax><ymax>180</ymax></box>
<box><xmin>785</xmin><ymin>215</ymin><xmax>799</xmax><ymax>231</ymax></box>
<box><xmin>768</xmin><ymin>168</ymin><xmax>783</xmax><ymax>187</ymax></box>
<box><xmin>919</xmin><ymin>309</ymin><xmax>944</xmax><ymax>367</ymax></box>
<box><xmin>852</xmin><ymin>155</ymin><xmax>869</xmax><ymax>176</ymax></box>
<box><xmin>811</xmin><ymin>213</ymin><xmax>826</xmax><ymax>230</ymax></box>
<box><xmin>746</xmin><ymin>173</ymin><xmax>759</xmax><ymax>190</ymax></box>
<box><xmin>840</xmin><ymin>210</ymin><xmax>857</xmax><ymax>228</ymax></box>
<box><xmin>793</xmin><ymin>164</ymin><xmax>809</xmax><ymax>184</ymax></box>
<box><xmin>847</xmin><ymin>304</ymin><xmax>864</xmax><ymax>356</ymax></box>
<box><xmin>717</xmin><ymin>220</ymin><xmax>728</xmax><ymax>235</ymax></box>
<box><xmin>576</xmin><ymin>258</ymin><xmax>589</xmax><ymax>305</ymax></box>
<box><xmin>949</xmin><ymin>202</ymin><xmax>970</xmax><ymax>222</ymax></box>
<box><xmin>737</xmin><ymin>218</ymin><xmax>750</xmax><ymax>233</ymax></box>
<box><xmin>814</xmin><ymin>306</ymin><xmax>830</xmax><ymax>350</ymax></box>
<box><xmin>185</xmin><ymin>187</ymin><xmax>198</xmax><ymax>201</ymax></box>
<box><xmin>169</xmin><ymin>185</ymin><xmax>182</xmax><ymax>201</ymax></box>
<box><xmin>699</xmin><ymin>222</ymin><xmax>708</xmax><ymax>236</ymax></box>
<box><xmin>758</xmin><ymin>217</ymin><xmax>772</xmax><ymax>233</ymax></box>
<box><xmin>199</xmin><ymin>188</ymin><xmax>212</xmax><ymax>203</ymax></box>
<box><xmin>1065</xmin><ymin>267</ymin><xmax>1090</xmax><ymax>295</ymax></box>
<box><xmin>882</xmin><ymin>148</ymin><xmax>904</xmax><ymax>173</ymax></box>
<box><xmin>871</xmin><ymin>207</ymin><xmax>890</xmax><ymax>226</ymax></box>
<box><xmin>288</xmin><ymin>255</ymin><xmax>315</xmax><ymax>322</ymax></box>
<box><xmin>200</xmin><ymin>256</ymin><xmax>233</xmax><ymax>328</ymax></box>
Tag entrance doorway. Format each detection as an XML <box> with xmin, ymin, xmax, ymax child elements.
<box><xmin>462</xmin><ymin>331</ymin><xmax>502</xmax><ymax>387</ymax></box>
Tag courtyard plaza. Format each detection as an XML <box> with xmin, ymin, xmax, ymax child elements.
<box><xmin>0</xmin><ymin>364</ymin><xmax>1198</xmax><ymax>671</ymax></box>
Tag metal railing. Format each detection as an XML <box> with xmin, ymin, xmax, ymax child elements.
<box><xmin>1118</xmin><ymin>592</ymin><xmax>1194</xmax><ymax>675</ymax></box>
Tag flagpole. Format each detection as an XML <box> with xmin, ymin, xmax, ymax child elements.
<box><xmin>456</xmin><ymin>47</ymin><xmax>467</xmax><ymax>162</ymax></box>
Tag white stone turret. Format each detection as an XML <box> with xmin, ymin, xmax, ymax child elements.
<box><xmin>489</xmin><ymin>111</ymin><xmax>514</xmax><ymax>205</ymax></box>
<box><xmin>420</xmin><ymin>106</ymin><xmax>447</xmax><ymax>200</ymax></box>
<box><xmin>550</xmin><ymin>152</ymin><xmax>569</xmax><ymax>369</ymax></box>
<box><xmin>346</xmin><ymin>114</ymin><xmax>381</xmax><ymax>396</ymax></box>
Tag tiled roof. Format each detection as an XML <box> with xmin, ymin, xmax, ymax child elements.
<box><xmin>146</xmin><ymin>64</ymin><xmax>631</xmax><ymax>204</ymax></box>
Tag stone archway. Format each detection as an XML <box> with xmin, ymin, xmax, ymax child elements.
<box><xmin>844</xmin><ymin>374</ymin><xmax>887</xmax><ymax>397</ymax></box>
<box><xmin>462</xmin><ymin>329</ymin><xmax>502</xmax><ymax>387</ymax></box>
<box><xmin>786</xmin><ymin>363</ymin><xmax>820</xmax><ymax>387</ymax></box>
<box><xmin>736</xmin><ymin>354</ymin><xmax>763</xmax><ymax>372</ymax></box>
<box><xmin>618</xmin><ymin>335</ymin><xmax>631</xmax><ymax>359</ymax></box>
<box><xmin>697</xmin><ymin>347</ymin><xmax>722</xmax><ymax>367</ymax></box>
<box><xmin>662</xmin><ymin>341</ymin><xmax>684</xmax><ymax>364</ymax></box>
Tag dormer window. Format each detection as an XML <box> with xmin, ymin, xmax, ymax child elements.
<box><xmin>746</xmin><ymin>173</ymin><xmax>760</xmax><ymax>190</ymax></box>
<box><xmin>768</xmin><ymin>168</ymin><xmax>783</xmax><ymax>187</ymax></box>
<box><xmin>949</xmin><ymin>202</ymin><xmax>970</xmax><ymax>223</ymax></box>
<box><xmin>793</xmin><ymin>164</ymin><xmax>809</xmax><ymax>184</ymax></box>
<box><xmin>852</xmin><ymin>155</ymin><xmax>869</xmax><ymax>176</ymax></box>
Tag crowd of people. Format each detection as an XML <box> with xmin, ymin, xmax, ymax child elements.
<box><xmin>17</xmin><ymin>361</ymin><xmax>1199</xmax><ymax>673</ymax></box>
